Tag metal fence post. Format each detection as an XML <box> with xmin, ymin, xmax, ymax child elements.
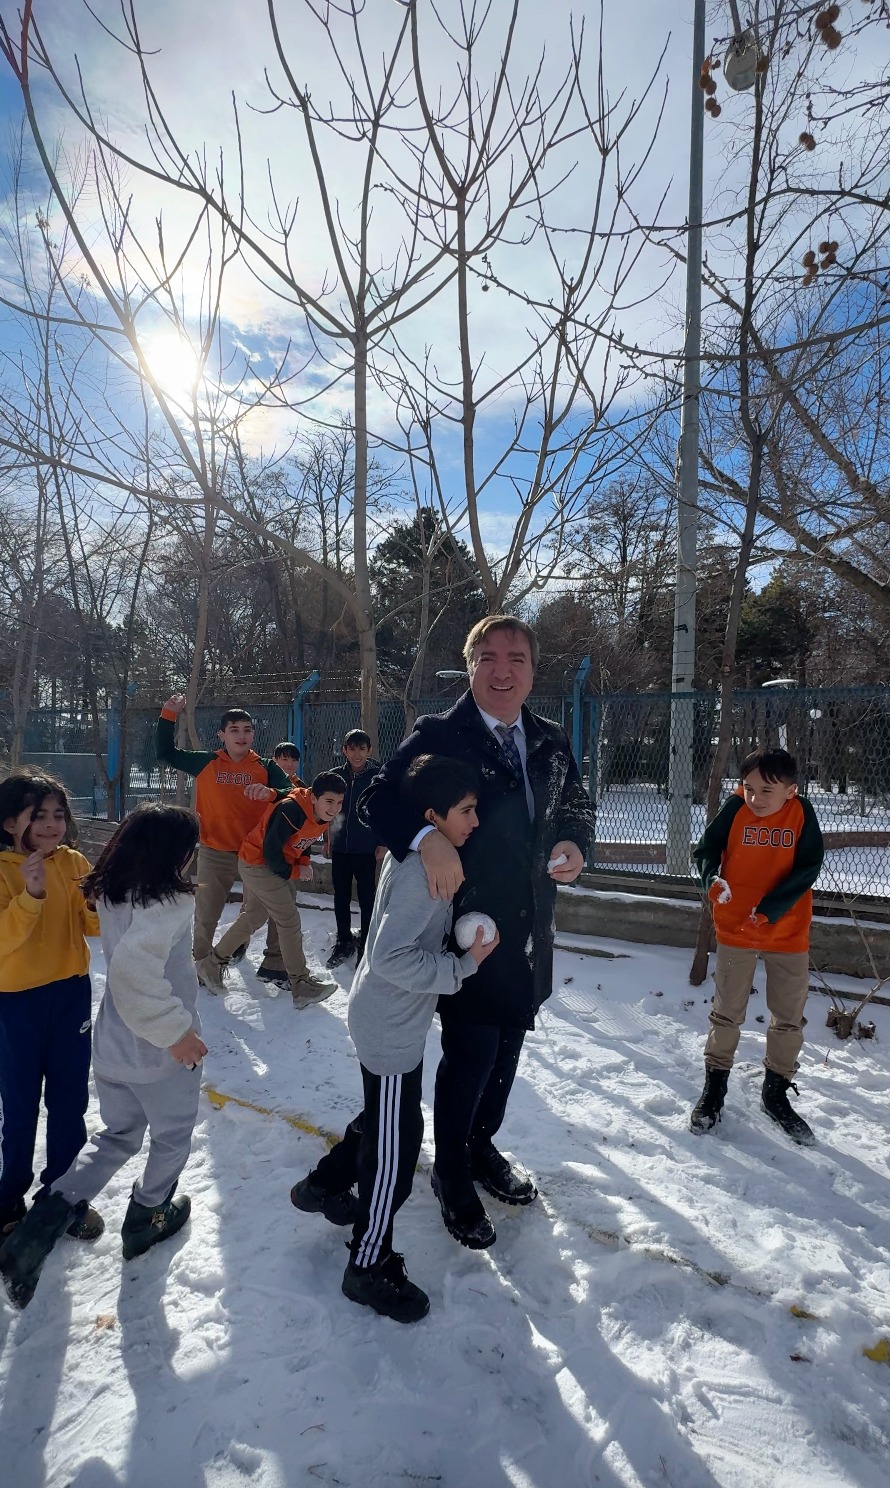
<box><xmin>571</xmin><ymin>657</ymin><xmax>592</xmax><ymax>769</ymax></box>
<box><xmin>107</xmin><ymin>697</ymin><xmax>122</xmax><ymax>821</ymax></box>
<box><xmin>587</xmin><ymin>694</ymin><xmax>600</xmax><ymax>868</ymax></box>
<box><xmin>289</xmin><ymin>671</ymin><xmax>321</xmax><ymax>767</ymax></box>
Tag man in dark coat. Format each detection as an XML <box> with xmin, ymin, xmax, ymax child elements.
<box><xmin>360</xmin><ymin>616</ymin><xmax>593</xmax><ymax>1248</ymax></box>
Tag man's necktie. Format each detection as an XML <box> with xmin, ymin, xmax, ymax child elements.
<box><xmin>495</xmin><ymin>723</ymin><xmax>523</xmax><ymax>779</ymax></box>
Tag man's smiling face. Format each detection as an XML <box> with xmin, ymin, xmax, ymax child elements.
<box><xmin>468</xmin><ymin>626</ymin><xmax>534</xmax><ymax>724</ymax></box>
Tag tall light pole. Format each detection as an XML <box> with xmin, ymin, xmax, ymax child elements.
<box><xmin>665</xmin><ymin>0</ymin><xmax>707</xmax><ymax>875</ymax></box>
<box><xmin>665</xmin><ymin>2</ymin><xmax>759</xmax><ymax>875</ymax></box>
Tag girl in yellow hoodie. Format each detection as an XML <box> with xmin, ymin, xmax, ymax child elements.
<box><xmin>0</xmin><ymin>770</ymin><xmax>101</xmax><ymax>1239</ymax></box>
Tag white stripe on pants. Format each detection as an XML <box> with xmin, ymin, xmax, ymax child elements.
<box><xmin>354</xmin><ymin>1073</ymin><xmax>402</xmax><ymax>1268</ymax></box>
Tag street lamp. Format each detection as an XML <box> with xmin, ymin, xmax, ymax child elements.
<box><xmin>665</xmin><ymin>0</ymin><xmax>759</xmax><ymax>874</ymax></box>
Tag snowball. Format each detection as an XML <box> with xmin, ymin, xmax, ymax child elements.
<box><xmin>547</xmin><ymin>853</ymin><xmax>568</xmax><ymax>872</ymax></box>
<box><xmin>454</xmin><ymin>912</ymin><xmax>498</xmax><ymax>950</ymax></box>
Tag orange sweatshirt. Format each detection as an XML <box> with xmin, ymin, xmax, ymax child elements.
<box><xmin>239</xmin><ymin>787</ymin><xmax>330</xmax><ymax>881</ymax></box>
<box><xmin>693</xmin><ymin>787</ymin><xmax>824</xmax><ymax>954</ymax></box>
<box><xmin>155</xmin><ymin>709</ymin><xmax>291</xmax><ymax>854</ymax></box>
<box><xmin>0</xmin><ymin>846</ymin><xmax>100</xmax><ymax>993</ymax></box>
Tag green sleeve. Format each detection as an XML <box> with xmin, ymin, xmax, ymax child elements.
<box><xmin>155</xmin><ymin>715</ymin><xmax>215</xmax><ymax>777</ymax></box>
<box><xmin>692</xmin><ymin>795</ymin><xmax>742</xmax><ymax>887</ymax></box>
<box><xmin>263</xmin><ymin>758</ymin><xmax>293</xmax><ymax>796</ymax></box>
<box><xmin>757</xmin><ymin>798</ymin><xmax>824</xmax><ymax>923</ymax></box>
<box><xmin>263</xmin><ymin>798</ymin><xmax>310</xmax><ymax>879</ymax></box>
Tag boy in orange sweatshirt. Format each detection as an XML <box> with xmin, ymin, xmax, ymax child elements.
<box><xmin>198</xmin><ymin>773</ymin><xmax>345</xmax><ymax>1007</ymax></box>
<box><xmin>155</xmin><ymin>695</ymin><xmax>291</xmax><ymax>974</ymax></box>
<box><xmin>690</xmin><ymin>747</ymin><xmax>824</xmax><ymax>1145</ymax></box>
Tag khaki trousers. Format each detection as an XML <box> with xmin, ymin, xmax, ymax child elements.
<box><xmin>705</xmin><ymin>944</ymin><xmax>810</xmax><ymax>1079</ymax></box>
<box><xmin>214</xmin><ymin>861</ymin><xmax>307</xmax><ymax>982</ymax></box>
<box><xmin>193</xmin><ymin>846</ymin><xmax>281</xmax><ymax>967</ymax></box>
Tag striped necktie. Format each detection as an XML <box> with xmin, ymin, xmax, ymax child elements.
<box><xmin>495</xmin><ymin>723</ymin><xmax>523</xmax><ymax>779</ymax></box>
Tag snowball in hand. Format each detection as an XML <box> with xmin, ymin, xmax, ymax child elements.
<box><xmin>454</xmin><ymin>912</ymin><xmax>498</xmax><ymax>950</ymax></box>
<box><xmin>547</xmin><ymin>852</ymin><xmax>568</xmax><ymax>872</ymax></box>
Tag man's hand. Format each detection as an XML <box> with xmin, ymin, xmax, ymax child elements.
<box><xmin>374</xmin><ymin>845</ymin><xmax>386</xmax><ymax>863</ymax></box>
<box><xmin>467</xmin><ymin>925</ymin><xmax>500</xmax><ymax>967</ymax></box>
<box><xmin>243</xmin><ymin>783</ymin><xmax>275</xmax><ymax>802</ymax></box>
<box><xmin>162</xmin><ymin>692</ymin><xmax>187</xmax><ymax>717</ymax></box>
<box><xmin>547</xmin><ymin>841</ymin><xmax>584</xmax><ymax>883</ymax></box>
<box><xmin>21</xmin><ymin>851</ymin><xmax>46</xmax><ymax>900</ymax></box>
<box><xmin>298</xmin><ymin>863</ymin><xmax>313</xmax><ymax>882</ymax></box>
<box><xmin>418</xmin><ymin>831</ymin><xmax>464</xmax><ymax>901</ymax></box>
<box><xmin>169</xmin><ymin>1028</ymin><xmax>208</xmax><ymax>1068</ymax></box>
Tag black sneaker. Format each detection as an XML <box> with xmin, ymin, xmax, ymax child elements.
<box><xmin>256</xmin><ymin>965</ymin><xmax>288</xmax><ymax>985</ymax></box>
<box><xmin>342</xmin><ymin>1250</ymin><xmax>430</xmax><ymax>1324</ymax></box>
<box><xmin>430</xmin><ymin>1170</ymin><xmax>496</xmax><ymax>1250</ymax></box>
<box><xmin>290</xmin><ymin>1173</ymin><xmax>360</xmax><ymax>1227</ymax></box>
<box><xmin>470</xmin><ymin>1144</ymin><xmax>537</xmax><ymax>1206</ymax></box>
<box><xmin>0</xmin><ymin>1191</ymin><xmax>82</xmax><ymax>1309</ymax></box>
<box><xmin>326</xmin><ymin>940</ymin><xmax>356</xmax><ymax>970</ymax></box>
<box><xmin>229</xmin><ymin>943</ymin><xmax>249</xmax><ymax>964</ymax></box>
<box><xmin>121</xmin><ymin>1184</ymin><xmax>191</xmax><ymax>1260</ymax></box>
<box><xmin>761</xmin><ymin>1069</ymin><xmax>815</xmax><ymax>1146</ymax></box>
<box><xmin>690</xmin><ymin>1066</ymin><xmax>730</xmax><ymax>1133</ymax></box>
<box><xmin>0</xmin><ymin>1197</ymin><xmax>26</xmax><ymax>1239</ymax></box>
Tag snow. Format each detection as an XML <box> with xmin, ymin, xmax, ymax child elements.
<box><xmin>2</xmin><ymin>901</ymin><xmax>890</xmax><ymax>1488</ymax></box>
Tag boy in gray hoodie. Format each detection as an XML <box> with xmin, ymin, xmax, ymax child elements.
<box><xmin>291</xmin><ymin>754</ymin><xmax>499</xmax><ymax>1323</ymax></box>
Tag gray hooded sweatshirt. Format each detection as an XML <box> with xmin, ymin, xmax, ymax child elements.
<box><xmin>92</xmin><ymin>894</ymin><xmax>200</xmax><ymax>1084</ymax></box>
<box><xmin>347</xmin><ymin>851</ymin><xmax>477</xmax><ymax>1076</ymax></box>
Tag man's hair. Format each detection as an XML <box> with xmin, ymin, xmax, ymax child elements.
<box><xmin>219</xmin><ymin>708</ymin><xmax>253</xmax><ymax>730</ymax></box>
<box><xmin>0</xmin><ymin>769</ymin><xmax>77</xmax><ymax>849</ymax></box>
<box><xmin>82</xmin><ymin>802</ymin><xmax>199</xmax><ymax>908</ymax></box>
<box><xmin>401</xmin><ymin>754</ymin><xmax>480</xmax><ymax>819</ymax></box>
<box><xmin>462</xmin><ymin>615</ymin><xmax>539</xmax><ymax>671</ymax></box>
<box><xmin>740</xmin><ymin>747</ymin><xmax>798</xmax><ymax>785</ymax></box>
<box><xmin>343</xmin><ymin>729</ymin><xmax>372</xmax><ymax>749</ymax></box>
<box><xmin>311</xmin><ymin>771</ymin><xmax>347</xmax><ymax>798</ymax></box>
<box><xmin>273</xmin><ymin>742</ymin><xmax>301</xmax><ymax>760</ymax></box>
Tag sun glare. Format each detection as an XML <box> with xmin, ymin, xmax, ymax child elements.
<box><xmin>142</xmin><ymin>332</ymin><xmax>201</xmax><ymax>405</ymax></box>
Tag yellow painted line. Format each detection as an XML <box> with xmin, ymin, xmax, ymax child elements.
<box><xmin>203</xmin><ymin>1085</ymin><xmax>338</xmax><ymax>1147</ymax></box>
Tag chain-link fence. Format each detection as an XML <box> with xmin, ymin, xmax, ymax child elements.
<box><xmin>4</xmin><ymin>682</ymin><xmax>887</xmax><ymax>900</ymax></box>
<box><xmin>581</xmin><ymin>686</ymin><xmax>890</xmax><ymax>899</ymax></box>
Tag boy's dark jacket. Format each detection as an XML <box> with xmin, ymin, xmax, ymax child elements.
<box><xmin>693</xmin><ymin>787</ymin><xmax>824</xmax><ymax>954</ymax></box>
<box><xmin>328</xmin><ymin>761</ymin><xmax>381</xmax><ymax>855</ymax></box>
<box><xmin>359</xmin><ymin>691</ymin><xmax>593</xmax><ymax>1029</ymax></box>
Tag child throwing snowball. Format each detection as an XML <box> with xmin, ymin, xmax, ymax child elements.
<box><xmin>291</xmin><ymin>754</ymin><xmax>499</xmax><ymax>1323</ymax></box>
<box><xmin>0</xmin><ymin>770</ymin><xmax>101</xmax><ymax>1241</ymax></box>
<box><xmin>0</xmin><ymin>802</ymin><xmax>207</xmax><ymax>1309</ymax></box>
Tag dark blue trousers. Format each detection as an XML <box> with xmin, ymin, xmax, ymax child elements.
<box><xmin>0</xmin><ymin>974</ymin><xmax>93</xmax><ymax>1222</ymax></box>
<box><xmin>433</xmin><ymin>1020</ymin><xmax>526</xmax><ymax>1200</ymax></box>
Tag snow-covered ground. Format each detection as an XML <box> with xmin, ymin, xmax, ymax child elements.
<box><xmin>2</xmin><ymin>901</ymin><xmax>889</xmax><ymax>1488</ymax></box>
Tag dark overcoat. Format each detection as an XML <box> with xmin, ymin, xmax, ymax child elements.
<box><xmin>359</xmin><ymin>691</ymin><xmax>593</xmax><ymax>1030</ymax></box>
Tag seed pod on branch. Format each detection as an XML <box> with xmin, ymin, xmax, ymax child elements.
<box><xmin>818</xmin><ymin>241</ymin><xmax>831</xmax><ymax>253</ymax></box>
<box><xmin>821</xmin><ymin>25</ymin><xmax>843</xmax><ymax>47</ymax></box>
<box><xmin>802</xmin><ymin>250</ymin><xmax>817</xmax><ymax>267</ymax></box>
<box><xmin>815</xmin><ymin>5</ymin><xmax>840</xmax><ymax>26</ymax></box>
<box><xmin>799</xmin><ymin>131</ymin><xmax>816</xmax><ymax>150</ymax></box>
<box><xmin>704</xmin><ymin>77</ymin><xmax>718</xmax><ymax>95</ymax></box>
<box><xmin>755</xmin><ymin>54</ymin><xmax>770</xmax><ymax>73</ymax></box>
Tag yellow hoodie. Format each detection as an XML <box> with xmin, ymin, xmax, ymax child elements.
<box><xmin>0</xmin><ymin>846</ymin><xmax>100</xmax><ymax>993</ymax></box>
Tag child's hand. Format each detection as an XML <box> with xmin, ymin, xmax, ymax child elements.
<box><xmin>710</xmin><ymin>877</ymin><xmax>732</xmax><ymax>904</ymax></box>
<box><xmin>21</xmin><ymin>851</ymin><xmax>47</xmax><ymax>900</ymax></box>
<box><xmin>162</xmin><ymin>692</ymin><xmax>187</xmax><ymax>716</ymax></box>
<box><xmin>467</xmin><ymin>925</ymin><xmax>500</xmax><ymax>966</ymax></box>
<box><xmin>244</xmin><ymin>783</ymin><xmax>275</xmax><ymax>802</ymax></box>
<box><xmin>749</xmin><ymin>910</ymin><xmax>768</xmax><ymax>927</ymax></box>
<box><xmin>169</xmin><ymin>1028</ymin><xmax>208</xmax><ymax>1068</ymax></box>
<box><xmin>298</xmin><ymin>864</ymin><xmax>313</xmax><ymax>882</ymax></box>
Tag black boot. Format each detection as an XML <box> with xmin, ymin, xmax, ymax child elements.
<box><xmin>342</xmin><ymin>1250</ymin><xmax>430</xmax><ymax>1324</ymax></box>
<box><xmin>326</xmin><ymin>939</ymin><xmax>356</xmax><ymax>970</ymax></box>
<box><xmin>0</xmin><ymin>1196</ymin><xmax>26</xmax><ymax>1239</ymax></box>
<box><xmin>470</xmin><ymin>1144</ymin><xmax>537</xmax><ymax>1206</ymax></box>
<box><xmin>690</xmin><ymin>1067</ymin><xmax>730</xmax><ymax>1132</ymax></box>
<box><xmin>0</xmin><ymin>1191</ymin><xmax>83</xmax><ymax>1309</ymax></box>
<box><xmin>31</xmin><ymin>1187</ymin><xmax>104</xmax><ymax>1240</ymax></box>
<box><xmin>430</xmin><ymin>1170</ymin><xmax>496</xmax><ymax>1250</ymax></box>
<box><xmin>121</xmin><ymin>1184</ymin><xmax>191</xmax><ymax>1261</ymax></box>
<box><xmin>290</xmin><ymin>1172</ymin><xmax>360</xmax><ymax>1226</ymax></box>
<box><xmin>761</xmin><ymin>1070</ymin><xmax>815</xmax><ymax>1146</ymax></box>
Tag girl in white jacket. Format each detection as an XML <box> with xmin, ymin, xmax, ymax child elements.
<box><xmin>0</xmin><ymin>803</ymin><xmax>207</xmax><ymax>1309</ymax></box>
